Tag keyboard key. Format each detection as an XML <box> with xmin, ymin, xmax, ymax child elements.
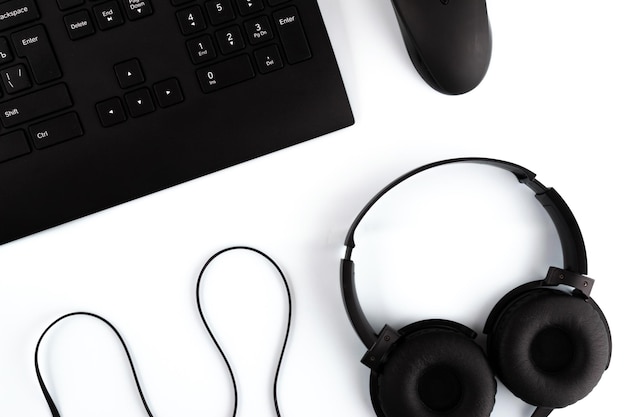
<box><xmin>0</xmin><ymin>37</ymin><xmax>14</xmax><ymax>65</ymax></box>
<box><xmin>205</xmin><ymin>0</ymin><xmax>236</xmax><ymax>25</ymax></box>
<box><xmin>93</xmin><ymin>1</ymin><xmax>125</xmax><ymax>30</ymax></box>
<box><xmin>114</xmin><ymin>59</ymin><xmax>145</xmax><ymax>88</ymax></box>
<box><xmin>1</xmin><ymin>64</ymin><xmax>32</xmax><ymax>94</ymax></box>
<box><xmin>215</xmin><ymin>26</ymin><xmax>245</xmax><ymax>54</ymax></box>
<box><xmin>273</xmin><ymin>7</ymin><xmax>311</xmax><ymax>64</ymax></box>
<box><xmin>0</xmin><ymin>130</ymin><xmax>30</xmax><ymax>163</ymax></box>
<box><xmin>29</xmin><ymin>112</ymin><xmax>83</xmax><ymax>149</ymax></box>
<box><xmin>235</xmin><ymin>0</ymin><xmax>263</xmax><ymax>16</ymax></box>
<box><xmin>57</xmin><ymin>0</ymin><xmax>85</xmax><ymax>10</ymax></box>
<box><xmin>267</xmin><ymin>0</ymin><xmax>290</xmax><ymax>5</ymax></box>
<box><xmin>176</xmin><ymin>6</ymin><xmax>206</xmax><ymax>35</ymax></box>
<box><xmin>244</xmin><ymin>16</ymin><xmax>273</xmax><ymax>45</ymax></box>
<box><xmin>96</xmin><ymin>97</ymin><xmax>126</xmax><ymax>127</ymax></box>
<box><xmin>64</xmin><ymin>10</ymin><xmax>96</xmax><ymax>40</ymax></box>
<box><xmin>171</xmin><ymin>0</ymin><xmax>193</xmax><ymax>5</ymax></box>
<box><xmin>125</xmin><ymin>88</ymin><xmax>155</xmax><ymax>117</ymax></box>
<box><xmin>254</xmin><ymin>44</ymin><xmax>283</xmax><ymax>74</ymax></box>
<box><xmin>121</xmin><ymin>0</ymin><xmax>153</xmax><ymax>21</ymax></box>
<box><xmin>187</xmin><ymin>35</ymin><xmax>217</xmax><ymax>64</ymax></box>
<box><xmin>12</xmin><ymin>26</ymin><xmax>63</xmax><ymax>84</ymax></box>
<box><xmin>196</xmin><ymin>55</ymin><xmax>255</xmax><ymax>93</ymax></box>
<box><xmin>153</xmin><ymin>78</ymin><xmax>184</xmax><ymax>108</ymax></box>
<box><xmin>0</xmin><ymin>84</ymin><xmax>73</xmax><ymax>128</ymax></box>
<box><xmin>0</xmin><ymin>0</ymin><xmax>40</xmax><ymax>32</ymax></box>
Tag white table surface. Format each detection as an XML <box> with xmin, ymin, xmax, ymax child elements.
<box><xmin>1</xmin><ymin>1</ymin><xmax>624</xmax><ymax>416</ymax></box>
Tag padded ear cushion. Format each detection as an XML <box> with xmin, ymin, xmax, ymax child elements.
<box><xmin>372</xmin><ymin>328</ymin><xmax>496</xmax><ymax>417</ymax></box>
<box><xmin>489</xmin><ymin>289</ymin><xmax>610</xmax><ymax>408</ymax></box>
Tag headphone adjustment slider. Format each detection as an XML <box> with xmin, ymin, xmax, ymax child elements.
<box><xmin>543</xmin><ymin>266</ymin><xmax>594</xmax><ymax>298</ymax></box>
<box><xmin>360</xmin><ymin>325</ymin><xmax>400</xmax><ymax>372</ymax></box>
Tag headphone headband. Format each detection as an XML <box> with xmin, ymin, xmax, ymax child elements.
<box><xmin>341</xmin><ymin>157</ymin><xmax>588</xmax><ymax>348</ymax></box>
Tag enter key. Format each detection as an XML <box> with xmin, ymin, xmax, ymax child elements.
<box><xmin>273</xmin><ymin>6</ymin><xmax>311</xmax><ymax>64</ymax></box>
<box><xmin>12</xmin><ymin>25</ymin><xmax>62</xmax><ymax>84</ymax></box>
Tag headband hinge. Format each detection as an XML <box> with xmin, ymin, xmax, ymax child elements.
<box><xmin>543</xmin><ymin>266</ymin><xmax>594</xmax><ymax>298</ymax></box>
<box><xmin>360</xmin><ymin>325</ymin><xmax>400</xmax><ymax>372</ymax></box>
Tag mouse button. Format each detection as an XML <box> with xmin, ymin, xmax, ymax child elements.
<box><xmin>424</xmin><ymin>2</ymin><xmax>491</xmax><ymax>94</ymax></box>
<box><xmin>390</xmin><ymin>0</ymin><xmax>448</xmax><ymax>66</ymax></box>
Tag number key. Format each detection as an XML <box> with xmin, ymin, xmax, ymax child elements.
<box><xmin>176</xmin><ymin>6</ymin><xmax>206</xmax><ymax>35</ymax></box>
<box><xmin>187</xmin><ymin>35</ymin><xmax>217</xmax><ymax>64</ymax></box>
<box><xmin>244</xmin><ymin>16</ymin><xmax>273</xmax><ymax>45</ymax></box>
<box><xmin>206</xmin><ymin>0</ymin><xmax>235</xmax><ymax>25</ymax></box>
<box><xmin>196</xmin><ymin>55</ymin><xmax>254</xmax><ymax>93</ymax></box>
<box><xmin>235</xmin><ymin>0</ymin><xmax>263</xmax><ymax>16</ymax></box>
<box><xmin>215</xmin><ymin>26</ymin><xmax>245</xmax><ymax>54</ymax></box>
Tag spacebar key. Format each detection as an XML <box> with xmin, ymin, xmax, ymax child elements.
<box><xmin>0</xmin><ymin>84</ymin><xmax>73</xmax><ymax>128</ymax></box>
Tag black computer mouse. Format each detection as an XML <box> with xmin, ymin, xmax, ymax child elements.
<box><xmin>390</xmin><ymin>0</ymin><xmax>492</xmax><ymax>95</ymax></box>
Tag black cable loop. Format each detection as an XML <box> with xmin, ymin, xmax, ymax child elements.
<box><xmin>34</xmin><ymin>311</ymin><xmax>155</xmax><ymax>417</ymax></box>
<box><xmin>196</xmin><ymin>246</ymin><xmax>293</xmax><ymax>417</ymax></box>
<box><xmin>34</xmin><ymin>246</ymin><xmax>292</xmax><ymax>417</ymax></box>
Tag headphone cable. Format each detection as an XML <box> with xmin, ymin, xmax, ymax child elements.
<box><xmin>34</xmin><ymin>246</ymin><xmax>292</xmax><ymax>417</ymax></box>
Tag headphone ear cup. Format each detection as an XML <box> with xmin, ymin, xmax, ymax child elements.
<box><xmin>488</xmin><ymin>289</ymin><xmax>611</xmax><ymax>409</ymax></box>
<box><xmin>371</xmin><ymin>326</ymin><xmax>496</xmax><ymax>417</ymax></box>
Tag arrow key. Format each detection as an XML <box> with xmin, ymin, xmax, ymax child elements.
<box><xmin>154</xmin><ymin>78</ymin><xmax>184</xmax><ymax>108</ymax></box>
<box><xmin>125</xmin><ymin>88</ymin><xmax>155</xmax><ymax>117</ymax></box>
<box><xmin>96</xmin><ymin>97</ymin><xmax>126</xmax><ymax>127</ymax></box>
<box><xmin>114</xmin><ymin>58</ymin><xmax>145</xmax><ymax>88</ymax></box>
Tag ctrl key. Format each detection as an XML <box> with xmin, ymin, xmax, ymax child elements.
<box><xmin>0</xmin><ymin>130</ymin><xmax>30</xmax><ymax>163</ymax></box>
<box><xmin>29</xmin><ymin>112</ymin><xmax>83</xmax><ymax>149</ymax></box>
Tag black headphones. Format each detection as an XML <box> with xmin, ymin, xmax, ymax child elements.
<box><xmin>340</xmin><ymin>158</ymin><xmax>612</xmax><ymax>417</ymax></box>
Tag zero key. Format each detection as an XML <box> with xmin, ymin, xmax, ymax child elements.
<box><xmin>12</xmin><ymin>25</ymin><xmax>62</xmax><ymax>84</ymax></box>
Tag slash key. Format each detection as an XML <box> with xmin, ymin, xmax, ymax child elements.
<box><xmin>1</xmin><ymin>64</ymin><xmax>32</xmax><ymax>94</ymax></box>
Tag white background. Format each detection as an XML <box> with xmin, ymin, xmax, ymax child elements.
<box><xmin>1</xmin><ymin>1</ymin><xmax>625</xmax><ymax>416</ymax></box>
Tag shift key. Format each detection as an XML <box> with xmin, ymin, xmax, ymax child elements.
<box><xmin>12</xmin><ymin>25</ymin><xmax>62</xmax><ymax>84</ymax></box>
<box><xmin>0</xmin><ymin>84</ymin><xmax>73</xmax><ymax>128</ymax></box>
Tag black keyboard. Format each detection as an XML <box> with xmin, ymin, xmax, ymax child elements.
<box><xmin>0</xmin><ymin>0</ymin><xmax>353</xmax><ymax>245</ymax></box>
